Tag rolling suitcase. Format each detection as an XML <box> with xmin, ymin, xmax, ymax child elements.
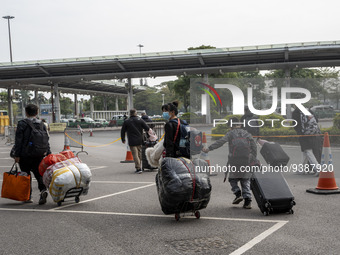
<box><xmin>142</xmin><ymin>141</ymin><xmax>157</xmax><ymax>171</ymax></box>
<box><xmin>251</xmin><ymin>171</ymin><xmax>295</xmax><ymax>216</ymax></box>
<box><xmin>260</xmin><ymin>142</ymin><xmax>290</xmax><ymax>166</ymax></box>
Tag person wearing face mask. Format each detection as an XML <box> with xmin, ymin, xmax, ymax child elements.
<box><xmin>162</xmin><ymin>101</ymin><xmax>181</xmax><ymax>158</ymax></box>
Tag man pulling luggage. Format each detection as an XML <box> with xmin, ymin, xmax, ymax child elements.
<box><xmin>202</xmin><ymin>117</ymin><xmax>257</xmax><ymax>209</ymax></box>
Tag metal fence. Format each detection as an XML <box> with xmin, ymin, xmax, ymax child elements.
<box><xmin>64</xmin><ymin>127</ymin><xmax>88</xmax><ymax>155</ymax></box>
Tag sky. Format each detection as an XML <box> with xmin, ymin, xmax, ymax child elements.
<box><xmin>1</xmin><ymin>0</ymin><xmax>340</xmax><ymax>88</ymax></box>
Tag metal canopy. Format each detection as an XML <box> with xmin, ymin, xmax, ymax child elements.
<box><xmin>1</xmin><ymin>80</ymin><xmax>144</xmax><ymax>96</ymax></box>
<box><xmin>1</xmin><ymin>40</ymin><xmax>340</xmax><ymax>87</ymax></box>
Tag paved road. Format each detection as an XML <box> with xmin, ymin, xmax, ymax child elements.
<box><xmin>0</xmin><ymin>130</ymin><xmax>339</xmax><ymax>254</ymax></box>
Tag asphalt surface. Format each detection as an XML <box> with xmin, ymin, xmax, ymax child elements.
<box><xmin>0</xmin><ymin>128</ymin><xmax>339</xmax><ymax>255</ymax></box>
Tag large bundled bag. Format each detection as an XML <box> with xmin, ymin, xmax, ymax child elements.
<box><xmin>48</xmin><ymin>160</ymin><xmax>92</xmax><ymax>203</ymax></box>
<box><xmin>156</xmin><ymin>157</ymin><xmax>211</xmax><ymax>215</ymax></box>
<box><xmin>43</xmin><ymin>157</ymin><xmax>82</xmax><ymax>188</ymax></box>
<box><xmin>1</xmin><ymin>163</ymin><xmax>31</xmax><ymax>201</ymax></box>
<box><xmin>59</xmin><ymin>150</ymin><xmax>75</xmax><ymax>159</ymax></box>
<box><xmin>39</xmin><ymin>153</ymin><xmax>67</xmax><ymax>176</ymax></box>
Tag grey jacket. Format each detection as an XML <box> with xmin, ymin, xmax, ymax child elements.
<box><xmin>208</xmin><ymin>128</ymin><xmax>257</xmax><ymax>178</ymax></box>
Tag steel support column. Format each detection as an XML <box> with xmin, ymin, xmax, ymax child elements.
<box><xmin>54</xmin><ymin>84</ymin><xmax>60</xmax><ymax>122</ymax></box>
<box><xmin>204</xmin><ymin>74</ymin><xmax>211</xmax><ymax>124</ymax></box>
<box><xmin>285</xmin><ymin>69</ymin><xmax>291</xmax><ymax>119</ymax></box>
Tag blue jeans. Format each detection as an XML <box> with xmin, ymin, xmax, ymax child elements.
<box><xmin>229</xmin><ymin>178</ymin><xmax>252</xmax><ymax>199</ymax></box>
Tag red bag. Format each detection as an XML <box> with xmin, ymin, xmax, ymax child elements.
<box><xmin>1</xmin><ymin>163</ymin><xmax>31</xmax><ymax>201</ymax></box>
<box><xmin>39</xmin><ymin>153</ymin><xmax>67</xmax><ymax>176</ymax></box>
<box><xmin>59</xmin><ymin>150</ymin><xmax>75</xmax><ymax>159</ymax></box>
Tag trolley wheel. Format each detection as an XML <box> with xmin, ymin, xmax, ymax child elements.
<box><xmin>57</xmin><ymin>201</ymin><xmax>62</xmax><ymax>206</ymax></box>
<box><xmin>289</xmin><ymin>209</ymin><xmax>294</xmax><ymax>214</ymax></box>
<box><xmin>265</xmin><ymin>202</ymin><xmax>270</xmax><ymax>208</ymax></box>
<box><xmin>75</xmin><ymin>197</ymin><xmax>80</xmax><ymax>203</ymax></box>
<box><xmin>194</xmin><ymin>211</ymin><xmax>201</xmax><ymax>219</ymax></box>
<box><xmin>175</xmin><ymin>213</ymin><xmax>180</xmax><ymax>221</ymax></box>
<box><xmin>263</xmin><ymin>211</ymin><xmax>269</xmax><ymax>216</ymax></box>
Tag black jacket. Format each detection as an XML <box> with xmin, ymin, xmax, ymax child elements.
<box><xmin>292</xmin><ymin>108</ymin><xmax>315</xmax><ymax>151</ymax></box>
<box><xmin>121</xmin><ymin>116</ymin><xmax>150</xmax><ymax>146</ymax></box>
<box><xmin>14</xmin><ymin>118</ymin><xmax>51</xmax><ymax>157</ymax></box>
<box><xmin>163</xmin><ymin>118</ymin><xmax>181</xmax><ymax>158</ymax></box>
<box><xmin>240</xmin><ymin>112</ymin><xmax>259</xmax><ymax>137</ymax></box>
<box><xmin>141</xmin><ymin>115</ymin><xmax>152</xmax><ymax>123</ymax></box>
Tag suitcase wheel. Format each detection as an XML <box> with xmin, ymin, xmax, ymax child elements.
<box><xmin>265</xmin><ymin>202</ymin><xmax>271</xmax><ymax>208</ymax></box>
<box><xmin>291</xmin><ymin>201</ymin><xmax>296</xmax><ymax>206</ymax></box>
<box><xmin>57</xmin><ymin>201</ymin><xmax>62</xmax><ymax>207</ymax></box>
<box><xmin>175</xmin><ymin>213</ymin><xmax>180</xmax><ymax>221</ymax></box>
<box><xmin>289</xmin><ymin>209</ymin><xmax>294</xmax><ymax>214</ymax></box>
<box><xmin>194</xmin><ymin>211</ymin><xmax>201</xmax><ymax>219</ymax></box>
<box><xmin>75</xmin><ymin>197</ymin><xmax>80</xmax><ymax>203</ymax></box>
<box><xmin>263</xmin><ymin>211</ymin><xmax>269</xmax><ymax>216</ymax></box>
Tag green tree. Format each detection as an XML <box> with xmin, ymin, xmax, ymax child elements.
<box><xmin>60</xmin><ymin>96</ymin><xmax>74</xmax><ymax>115</ymax></box>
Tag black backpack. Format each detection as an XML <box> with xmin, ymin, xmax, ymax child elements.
<box><xmin>24</xmin><ymin>120</ymin><xmax>49</xmax><ymax>157</ymax></box>
<box><xmin>229</xmin><ymin>130</ymin><xmax>251</xmax><ymax>165</ymax></box>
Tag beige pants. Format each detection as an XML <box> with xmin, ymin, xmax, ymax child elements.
<box><xmin>130</xmin><ymin>145</ymin><xmax>142</xmax><ymax>169</ymax></box>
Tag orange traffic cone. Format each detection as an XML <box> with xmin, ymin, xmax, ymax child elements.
<box><xmin>120</xmin><ymin>144</ymin><xmax>135</xmax><ymax>163</ymax></box>
<box><xmin>306</xmin><ymin>132</ymin><xmax>340</xmax><ymax>194</ymax></box>
<box><xmin>63</xmin><ymin>136</ymin><xmax>71</xmax><ymax>151</ymax></box>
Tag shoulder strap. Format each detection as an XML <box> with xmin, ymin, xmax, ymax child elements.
<box><xmin>129</xmin><ymin>118</ymin><xmax>142</xmax><ymax>135</ymax></box>
<box><xmin>173</xmin><ymin>118</ymin><xmax>180</xmax><ymax>143</ymax></box>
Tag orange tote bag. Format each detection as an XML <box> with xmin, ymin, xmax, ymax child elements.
<box><xmin>1</xmin><ymin>163</ymin><xmax>31</xmax><ymax>201</ymax></box>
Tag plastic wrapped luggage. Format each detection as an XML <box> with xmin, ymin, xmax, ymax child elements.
<box><xmin>48</xmin><ymin>159</ymin><xmax>91</xmax><ymax>206</ymax></box>
<box><xmin>260</xmin><ymin>142</ymin><xmax>290</xmax><ymax>166</ymax></box>
<box><xmin>251</xmin><ymin>171</ymin><xmax>296</xmax><ymax>216</ymax></box>
<box><xmin>156</xmin><ymin>157</ymin><xmax>211</xmax><ymax>220</ymax></box>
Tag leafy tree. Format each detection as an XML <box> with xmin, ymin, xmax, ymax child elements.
<box><xmin>60</xmin><ymin>96</ymin><xmax>74</xmax><ymax>115</ymax></box>
<box><xmin>265</xmin><ymin>68</ymin><xmax>323</xmax><ymax>98</ymax></box>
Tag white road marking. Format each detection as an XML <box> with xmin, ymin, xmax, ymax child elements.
<box><xmin>229</xmin><ymin>221</ymin><xmax>288</xmax><ymax>255</ymax></box>
<box><xmin>0</xmin><ymin>207</ymin><xmax>288</xmax><ymax>254</ymax></box>
<box><xmin>88</xmin><ymin>166</ymin><xmax>107</xmax><ymax>171</ymax></box>
<box><xmin>91</xmin><ymin>181</ymin><xmax>154</xmax><ymax>184</ymax></box>
<box><xmin>50</xmin><ymin>183</ymin><xmax>156</xmax><ymax>210</ymax></box>
<box><xmin>0</xmin><ymin>158</ymin><xmax>12</xmax><ymax>160</ymax></box>
<box><xmin>0</xmin><ymin>207</ymin><xmax>288</xmax><ymax>225</ymax></box>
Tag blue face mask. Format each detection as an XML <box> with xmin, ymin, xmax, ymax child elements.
<box><xmin>163</xmin><ymin>112</ymin><xmax>170</xmax><ymax>120</ymax></box>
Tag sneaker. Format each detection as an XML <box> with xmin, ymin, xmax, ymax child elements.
<box><xmin>135</xmin><ymin>169</ymin><xmax>143</xmax><ymax>174</ymax></box>
<box><xmin>24</xmin><ymin>199</ymin><xmax>34</xmax><ymax>203</ymax></box>
<box><xmin>243</xmin><ymin>199</ymin><xmax>252</xmax><ymax>209</ymax></box>
<box><xmin>232</xmin><ymin>194</ymin><xmax>243</xmax><ymax>204</ymax></box>
<box><xmin>39</xmin><ymin>190</ymin><xmax>48</xmax><ymax>205</ymax></box>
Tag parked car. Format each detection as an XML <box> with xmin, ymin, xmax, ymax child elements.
<box><xmin>310</xmin><ymin>105</ymin><xmax>335</xmax><ymax>119</ymax></box>
<box><xmin>68</xmin><ymin>117</ymin><xmax>101</xmax><ymax>128</ymax></box>
<box><xmin>109</xmin><ymin>115</ymin><xmax>125</xmax><ymax>127</ymax></box>
<box><xmin>95</xmin><ymin>119</ymin><xmax>109</xmax><ymax>127</ymax></box>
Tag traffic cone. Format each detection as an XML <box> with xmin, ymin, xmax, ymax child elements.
<box><xmin>306</xmin><ymin>132</ymin><xmax>340</xmax><ymax>194</ymax></box>
<box><xmin>120</xmin><ymin>144</ymin><xmax>135</xmax><ymax>163</ymax></box>
<box><xmin>89</xmin><ymin>129</ymin><xmax>93</xmax><ymax>137</ymax></box>
<box><xmin>63</xmin><ymin>136</ymin><xmax>71</xmax><ymax>151</ymax></box>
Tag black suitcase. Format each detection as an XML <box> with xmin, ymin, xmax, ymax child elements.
<box><xmin>142</xmin><ymin>141</ymin><xmax>157</xmax><ymax>171</ymax></box>
<box><xmin>251</xmin><ymin>171</ymin><xmax>295</xmax><ymax>216</ymax></box>
<box><xmin>260</xmin><ymin>142</ymin><xmax>290</xmax><ymax>166</ymax></box>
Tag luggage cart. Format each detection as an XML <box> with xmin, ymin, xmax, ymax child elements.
<box><xmin>57</xmin><ymin>187</ymin><xmax>83</xmax><ymax>206</ymax></box>
<box><xmin>174</xmin><ymin>198</ymin><xmax>208</xmax><ymax>221</ymax></box>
